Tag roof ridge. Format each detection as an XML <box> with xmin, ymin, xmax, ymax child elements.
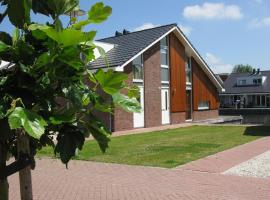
<box><xmin>98</xmin><ymin>23</ymin><xmax>177</xmax><ymax>41</ymax></box>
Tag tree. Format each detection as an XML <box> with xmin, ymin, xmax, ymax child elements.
<box><xmin>232</xmin><ymin>64</ymin><xmax>253</xmax><ymax>73</ymax></box>
<box><xmin>0</xmin><ymin>1</ymin><xmax>140</xmax><ymax>200</ymax></box>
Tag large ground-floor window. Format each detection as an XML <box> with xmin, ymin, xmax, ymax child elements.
<box><xmin>220</xmin><ymin>94</ymin><xmax>270</xmax><ymax>108</ymax></box>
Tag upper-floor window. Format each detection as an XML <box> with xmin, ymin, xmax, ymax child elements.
<box><xmin>160</xmin><ymin>37</ymin><xmax>169</xmax><ymax>66</ymax></box>
<box><xmin>239</xmin><ymin>80</ymin><xmax>246</xmax><ymax>85</ymax></box>
<box><xmin>253</xmin><ymin>78</ymin><xmax>262</xmax><ymax>85</ymax></box>
<box><xmin>160</xmin><ymin>37</ymin><xmax>169</xmax><ymax>83</ymax></box>
<box><xmin>133</xmin><ymin>55</ymin><xmax>143</xmax><ymax>81</ymax></box>
<box><xmin>185</xmin><ymin>57</ymin><xmax>191</xmax><ymax>84</ymax></box>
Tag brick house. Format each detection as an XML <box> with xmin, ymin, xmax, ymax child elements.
<box><xmin>90</xmin><ymin>24</ymin><xmax>224</xmax><ymax>132</ymax></box>
<box><xmin>219</xmin><ymin>69</ymin><xmax>270</xmax><ymax>124</ymax></box>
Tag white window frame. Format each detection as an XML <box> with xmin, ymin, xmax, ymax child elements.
<box><xmin>198</xmin><ymin>101</ymin><xmax>210</xmax><ymax>110</ymax></box>
<box><xmin>132</xmin><ymin>55</ymin><xmax>144</xmax><ymax>82</ymax></box>
<box><xmin>185</xmin><ymin>57</ymin><xmax>192</xmax><ymax>85</ymax></box>
<box><xmin>161</xmin><ymin>37</ymin><xmax>169</xmax><ymax>84</ymax></box>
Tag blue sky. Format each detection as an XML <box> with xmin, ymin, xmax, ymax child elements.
<box><xmin>1</xmin><ymin>0</ymin><xmax>270</xmax><ymax>73</ymax></box>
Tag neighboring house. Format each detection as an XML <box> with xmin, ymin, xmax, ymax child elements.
<box><xmin>90</xmin><ymin>24</ymin><xmax>224</xmax><ymax>132</ymax></box>
<box><xmin>220</xmin><ymin>69</ymin><xmax>270</xmax><ymax>124</ymax></box>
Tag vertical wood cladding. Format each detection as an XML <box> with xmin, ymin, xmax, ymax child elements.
<box><xmin>143</xmin><ymin>42</ymin><xmax>162</xmax><ymax>127</ymax></box>
<box><xmin>169</xmin><ymin>33</ymin><xmax>186</xmax><ymax>112</ymax></box>
<box><xmin>192</xmin><ymin>58</ymin><xmax>219</xmax><ymax>110</ymax></box>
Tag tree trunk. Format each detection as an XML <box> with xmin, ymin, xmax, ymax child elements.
<box><xmin>0</xmin><ymin>180</ymin><xmax>9</xmax><ymax>200</ymax></box>
<box><xmin>0</xmin><ymin>143</ymin><xmax>8</xmax><ymax>200</ymax></box>
<box><xmin>17</xmin><ymin>134</ymin><xmax>33</xmax><ymax>200</ymax></box>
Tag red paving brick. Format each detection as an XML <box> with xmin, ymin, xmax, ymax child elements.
<box><xmin>178</xmin><ymin>137</ymin><xmax>270</xmax><ymax>173</ymax></box>
<box><xmin>8</xmin><ymin>137</ymin><xmax>270</xmax><ymax>200</ymax></box>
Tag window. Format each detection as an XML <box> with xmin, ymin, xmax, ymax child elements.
<box><xmin>185</xmin><ymin>57</ymin><xmax>191</xmax><ymax>83</ymax></box>
<box><xmin>161</xmin><ymin>49</ymin><xmax>168</xmax><ymax>66</ymax></box>
<box><xmin>161</xmin><ymin>68</ymin><xmax>169</xmax><ymax>82</ymax></box>
<box><xmin>160</xmin><ymin>37</ymin><xmax>169</xmax><ymax>66</ymax></box>
<box><xmin>238</xmin><ymin>80</ymin><xmax>246</xmax><ymax>85</ymax></box>
<box><xmin>160</xmin><ymin>37</ymin><xmax>168</xmax><ymax>47</ymax></box>
<box><xmin>253</xmin><ymin>78</ymin><xmax>262</xmax><ymax>85</ymax></box>
<box><xmin>133</xmin><ymin>55</ymin><xmax>143</xmax><ymax>80</ymax></box>
<box><xmin>160</xmin><ymin>37</ymin><xmax>169</xmax><ymax>83</ymax></box>
<box><xmin>198</xmin><ymin>101</ymin><xmax>210</xmax><ymax>110</ymax></box>
<box><xmin>262</xmin><ymin>95</ymin><xmax>266</xmax><ymax>106</ymax></box>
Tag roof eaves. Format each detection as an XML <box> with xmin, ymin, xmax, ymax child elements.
<box><xmin>174</xmin><ymin>27</ymin><xmax>224</xmax><ymax>90</ymax></box>
<box><xmin>117</xmin><ymin>26</ymin><xmax>177</xmax><ymax>71</ymax></box>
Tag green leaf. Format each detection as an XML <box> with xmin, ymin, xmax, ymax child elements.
<box><xmin>49</xmin><ymin>109</ymin><xmax>76</xmax><ymax>125</ymax></box>
<box><xmin>127</xmin><ymin>85</ymin><xmax>140</xmax><ymax>98</ymax></box>
<box><xmin>88</xmin><ymin>2</ymin><xmax>112</xmax><ymax>24</ymax></box>
<box><xmin>0</xmin><ymin>32</ymin><xmax>12</xmax><ymax>45</ymax></box>
<box><xmin>0</xmin><ymin>41</ymin><xmax>8</xmax><ymax>52</ymax></box>
<box><xmin>87</xmin><ymin>70</ymin><xmax>97</xmax><ymax>84</ymax></box>
<box><xmin>112</xmin><ymin>93</ymin><xmax>141</xmax><ymax>113</ymax></box>
<box><xmin>7</xmin><ymin>0</ymin><xmax>31</xmax><ymax>28</ymax></box>
<box><xmin>55</xmin><ymin>124</ymin><xmax>85</xmax><ymax>164</ymax></box>
<box><xmin>81</xmin><ymin>113</ymin><xmax>110</xmax><ymax>153</ymax></box>
<box><xmin>12</xmin><ymin>28</ymin><xmax>19</xmax><ymax>45</ymax></box>
<box><xmin>32</xmin><ymin>0</ymin><xmax>78</xmax><ymax>18</ymax></box>
<box><xmin>0</xmin><ymin>76</ymin><xmax>7</xmax><ymax>86</ymax></box>
<box><xmin>29</xmin><ymin>24</ymin><xmax>96</xmax><ymax>47</ymax></box>
<box><xmin>8</xmin><ymin>107</ymin><xmax>48</xmax><ymax>139</ymax></box>
<box><xmin>95</xmin><ymin>69</ymin><xmax>128</xmax><ymax>95</ymax></box>
<box><xmin>71</xmin><ymin>2</ymin><xmax>112</xmax><ymax>29</ymax></box>
<box><xmin>35</xmin><ymin>53</ymin><xmax>51</xmax><ymax>68</ymax></box>
<box><xmin>0</xmin><ymin>105</ymin><xmax>6</xmax><ymax>119</ymax></box>
<box><xmin>59</xmin><ymin>58</ymin><xmax>83</xmax><ymax>71</ymax></box>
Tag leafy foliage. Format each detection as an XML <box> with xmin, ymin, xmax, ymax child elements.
<box><xmin>232</xmin><ymin>64</ymin><xmax>254</xmax><ymax>73</ymax></box>
<box><xmin>8</xmin><ymin>107</ymin><xmax>48</xmax><ymax>139</ymax></box>
<box><xmin>0</xmin><ymin>0</ymin><xmax>140</xmax><ymax>166</ymax></box>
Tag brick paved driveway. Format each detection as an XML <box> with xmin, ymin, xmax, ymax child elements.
<box><xmin>9</xmin><ymin>137</ymin><xmax>270</xmax><ymax>200</ymax></box>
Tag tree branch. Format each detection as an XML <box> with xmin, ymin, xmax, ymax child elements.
<box><xmin>0</xmin><ymin>9</ymin><xmax>8</xmax><ymax>24</ymax></box>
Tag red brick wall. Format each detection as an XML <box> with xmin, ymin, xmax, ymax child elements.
<box><xmin>192</xmin><ymin>110</ymin><xmax>219</xmax><ymax>121</ymax></box>
<box><xmin>171</xmin><ymin>112</ymin><xmax>186</xmax><ymax>124</ymax></box>
<box><xmin>113</xmin><ymin>64</ymin><xmax>134</xmax><ymax>131</ymax></box>
<box><xmin>143</xmin><ymin>42</ymin><xmax>162</xmax><ymax>128</ymax></box>
<box><xmin>84</xmin><ymin>77</ymin><xmax>112</xmax><ymax>131</ymax></box>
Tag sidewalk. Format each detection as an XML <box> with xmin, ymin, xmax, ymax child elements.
<box><xmin>9</xmin><ymin>137</ymin><xmax>270</xmax><ymax>200</ymax></box>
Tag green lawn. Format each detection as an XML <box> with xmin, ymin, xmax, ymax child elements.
<box><xmin>38</xmin><ymin>125</ymin><xmax>270</xmax><ymax>168</ymax></box>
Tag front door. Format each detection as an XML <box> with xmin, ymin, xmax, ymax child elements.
<box><xmin>161</xmin><ymin>88</ymin><xmax>170</xmax><ymax>124</ymax></box>
<box><xmin>186</xmin><ymin>90</ymin><xmax>192</xmax><ymax>120</ymax></box>
<box><xmin>133</xmin><ymin>85</ymin><xmax>144</xmax><ymax>128</ymax></box>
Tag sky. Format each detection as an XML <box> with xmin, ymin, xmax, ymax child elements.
<box><xmin>1</xmin><ymin>0</ymin><xmax>270</xmax><ymax>74</ymax></box>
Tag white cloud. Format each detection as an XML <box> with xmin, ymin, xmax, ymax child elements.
<box><xmin>253</xmin><ymin>0</ymin><xmax>263</xmax><ymax>3</ymax></box>
<box><xmin>133</xmin><ymin>23</ymin><xmax>160</xmax><ymax>31</ymax></box>
<box><xmin>205</xmin><ymin>53</ymin><xmax>233</xmax><ymax>74</ymax></box>
<box><xmin>178</xmin><ymin>24</ymin><xmax>192</xmax><ymax>36</ymax></box>
<box><xmin>183</xmin><ymin>2</ymin><xmax>243</xmax><ymax>20</ymax></box>
<box><xmin>249</xmin><ymin>17</ymin><xmax>270</xmax><ymax>28</ymax></box>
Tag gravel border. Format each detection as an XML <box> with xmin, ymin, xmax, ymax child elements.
<box><xmin>223</xmin><ymin>150</ymin><xmax>270</xmax><ymax>178</ymax></box>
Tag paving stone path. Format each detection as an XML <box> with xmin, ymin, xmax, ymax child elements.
<box><xmin>9</xmin><ymin>137</ymin><xmax>270</xmax><ymax>200</ymax></box>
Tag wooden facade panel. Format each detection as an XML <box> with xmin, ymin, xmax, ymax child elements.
<box><xmin>192</xmin><ymin>58</ymin><xmax>219</xmax><ymax>110</ymax></box>
<box><xmin>169</xmin><ymin>33</ymin><xmax>186</xmax><ymax>112</ymax></box>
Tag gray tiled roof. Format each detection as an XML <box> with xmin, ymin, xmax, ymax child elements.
<box><xmin>89</xmin><ymin>24</ymin><xmax>177</xmax><ymax>69</ymax></box>
<box><xmin>222</xmin><ymin>71</ymin><xmax>270</xmax><ymax>94</ymax></box>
